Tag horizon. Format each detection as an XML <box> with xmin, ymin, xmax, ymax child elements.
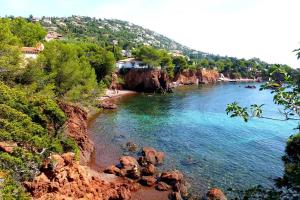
<box><xmin>1</xmin><ymin>0</ymin><xmax>300</xmax><ymax>68</ymax></box>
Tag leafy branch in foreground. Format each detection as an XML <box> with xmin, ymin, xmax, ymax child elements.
<box><xmin>226</xmin><ymin>63</ymin><xmax>300</xmax><ymax>198</ymax></box>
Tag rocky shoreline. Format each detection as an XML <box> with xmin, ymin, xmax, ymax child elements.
<box><xmin>24</xmin><ymin>70</ymin><xmax>228</xmax><ymax>199</ymax></box>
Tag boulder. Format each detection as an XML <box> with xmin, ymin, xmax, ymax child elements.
<box><xmin>141</xmin><ymin>163</ymin><xmax>156</xmax><ymax>175</ymax></box>
<box><xmin>140</xmin><ymin>176</ymin><xmax>157</xmax><ymax>186</ymax></box>
<box><xmin>206</xmin><ymin>188</ymin><xmax>227</xmax><ymax>200</ymax></box>
<box><xmin>142</xmin><ymin>147</ymin><xmax>157</xmax><ymax>164</ymax></box>
<box><xmin>141</xmin><ymin>147</ymin><xmax>165</xmax><ymax>166</ymax></box>
<box><xmin>168</xmin><ymin>191</ymin><xmax>182</xmax><ymax>200</ymax></box>
<box><xmin>61</xmin><ymin>152</ymin><xmax>75</xmax><ymax>165</ymax></box>
<box><xmin>120</xmin><ymin>156</ymin><xmax>139</xmax><ymax>169</ymax></box>
<box><xmin>160</xmin><ymin>170</ymin><xmax>183</xmax><ymax>185</ymax></box>
<box><xmin>156</xmin><ymin>182</ymin><xmax>171</xmax><ymax>191</ymax></box>
<box><xmin>156</xmin><ymin>151</ymin><xmax>165</xmax><ymax>164</ymax></box>
<box><xmin>104</xmin><ymin>165</ymin><xmax>121</xmax><ymax>175</ymax></box>
<box><xmin>119</xmin><ymin>156</ymin><xmax>141</xmax><ymax>179</ymax></box>
<box><xmin>118</xmin><ymin>186</ymin><xmax>131</xmax><ymax>200</ymax></box>
<box><xmin>50</xmin><ymin>154</ymin><xmax>65</xmax><ymax>171</ymax></box>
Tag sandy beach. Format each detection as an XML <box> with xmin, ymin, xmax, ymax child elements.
<box><xmin>98</xmin><ymin>89</ymin><xmax>137</xmax><ymax>101</ymax></box>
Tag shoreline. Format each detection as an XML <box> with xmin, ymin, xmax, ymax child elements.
<box><xmin>98</xmin><ymin>89</ymin><xmax>138</xmax><ymax>101</ymax></box>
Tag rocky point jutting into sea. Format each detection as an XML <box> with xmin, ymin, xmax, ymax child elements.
<box><xmin>117</xmin><ymin>68</ymin><xmax>220</xmax><ymax>93</ymax></box>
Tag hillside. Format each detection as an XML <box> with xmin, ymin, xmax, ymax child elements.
<box><xmin>39</xmin><ymin>15</ymin><xmax>205</xmax><ymax>56</ymax></box>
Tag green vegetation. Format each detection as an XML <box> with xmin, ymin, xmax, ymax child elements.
<box><xmin>40</xmin><ymin>16</ymin><xmax>296</xmax><ymax>80</ymax></box>
<box><xmin>226</xmin><ymin>59</ymin><xmax>300</xmax><ymax>198</ymax></box>
<box><xmin>0</xmin><ymin>17</ymin><xmax>117</xmax><ymax>199</ymax></box>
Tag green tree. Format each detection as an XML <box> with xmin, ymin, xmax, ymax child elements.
<box><xmin>81</xmin><ymin>43</ymin><xmax>116</xmax><ymax>82</ymax></box>
<box><xmin>134</xmin><ymin>46</ymin><xmax>162</xmax><ymax>68</ymax></box>
<box><xmin>38</xmin><ymin>41</ymin><xmax>98</xmax><ymax>101</ymax></box>
<box><xmin>172</xmin><ymin>56</ymin><xmax>188</xmax><ymax>71</ymax></box>
<box><xmin>10</xmin><ymin>18</ymin><xmax>46</xmax><ymax>46</ymax></box>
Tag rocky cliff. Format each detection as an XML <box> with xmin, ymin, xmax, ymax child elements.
<box><xmin>124</xmin><ymin>69</ymin><xmax>171</xmax><ymax>93</ymax></box>
<box><xmin>174</xmin><ymin>69</ymin><xmax>219</xmax><ymax>85</ymax></box>
<box><xmin>58</xmin><ymin>102</ymin><xmax>94</xmax><ymax>164</ymax></box>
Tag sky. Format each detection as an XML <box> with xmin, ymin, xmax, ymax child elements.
<box><xmin>1</xmin><ymin>0</ymin><xmax>300</xmax><ymax>68</ymax></box>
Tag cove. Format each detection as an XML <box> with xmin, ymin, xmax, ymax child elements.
<box><xmin>88</xmin><ymin>83</ymin><xmax>297</xmax><ymax>197</ymax></box>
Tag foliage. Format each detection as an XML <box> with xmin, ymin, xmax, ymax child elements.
<box><xmin>134</xmin><ymin>46</ymin><xmax>162</xmax><ymax>68</ymax></box>
<box><xmin>9</xmin><ymin>18</ymin><xmax>46</xmax><ymax>46</ymax></box>
<box><xmin>38</xmin><ymin>41</ymin><xmax>99</xmax><ymax>101</ymax></box>
<box><xmin>80</xmin><ymin>43</ymin><xmax>116</xmax><ymax>81</ymax></box>
<box><xmin>0</xmin><ymin>171</ymin><xmax>30</xmax><ymax>200</ymax></box>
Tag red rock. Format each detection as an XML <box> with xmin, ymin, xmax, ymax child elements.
<box><xmin>140</xmin><ymin>176</ymin><xmax>157</xmax><ymax>186</ymax></box>
<box><xmin>142</xmin><ymin>147</ymin><xmax>157</xmax><ymax>164</ymax></box>
<box><xmin>156</xmin><ymin>151</ymin><xmax>165</xmax><ymax>164</ymax></box>
<box><xmin>124</xmin><ymin>69</ymin><xmax>172</xmax><ymax>93</ymax></box>
<box><xmin>104</xmin><ymin>165</ymin><xmax>121</xmax><ymax>175</ymax></box>
<box><xmin>168</xmin><ymin>191</ymin><xmax>182</xmax><ymax>200</ymax></box>
<box><xmin>141</xmin><ymin>163</ymin><xmax>156</xmax><ymax>176</ymax></box>
<box><xmin>61</xmin><ymin>152</ymin><xmax>75</xmax><ymax>165</ymax></box>
<box><xmin>141</xmin><ymin>147</ymin><xmax>165</xmax><ymax>165</ymax></box>
<box><xmin>59</xmin><ymin>102</ymin><xmax>94</xmax><ymax>164</ymax></box>
<box><xmin>156</xmin><ymin>182</ymin><xmax>171</xmax><ymax>191</ymax></box>
<box><xmin>118</xmin><ymin>186</ymin><xmax>131</xmax><ymax>200</ymax></box>
<box><xmin>160</xmin><ymin>170</ymin><xmax>183</xmax><ymax>184</ymax></box>
<box><xmin>120</xmin><ymin>156</ymin><xmax>139</xmax><ymax>169</ymax></box>
<box><xmin>50</xmin><ymin>154</ymin><xmax>65</xmax><ymax>171</ymax></box>
<box><xmin>0</xmin><ymin>141</ymin><xmax>17</xmax><ymax>153</ymax></box>
<box><xmin>206</xmin><ymin>188</ymin><xmax>227</xmax><ymax>200</ymax></box>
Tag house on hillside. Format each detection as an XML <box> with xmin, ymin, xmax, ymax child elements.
<box><xmin>21</xmin><ymin>43</ymin><xmax>44</xmax><ymax>59</ymax></box>
<box><xmin>45</xmin><ymin>31</ymin><xmax>63</xmax><ymax>42</ymax></box>
<box><xmin>121</xmin><ymin>49</ymin><xmax>132</xmax><ymax>58</ymax></box>
<box><xmin>116</xmin><ymin>58</ymin><xmax>148</xmax><ymax>69</ymax></box>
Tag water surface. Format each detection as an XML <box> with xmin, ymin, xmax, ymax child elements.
<box><xmin>89</xmin><ymin>83</ymin><xmax>297</xmax><ymax>196</ymax></box>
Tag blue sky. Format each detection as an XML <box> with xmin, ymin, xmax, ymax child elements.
<box><xmin>1</xmin><ymin>0</ymin><xmax>300</xmax><ymax>68</ymax></box>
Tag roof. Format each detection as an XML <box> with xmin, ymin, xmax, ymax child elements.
<box><xmin>117</xmin><ymin>58</ymin><xmax>141</xmax><ymax>63</ymax></box>
<box><xmin>21</xmin><ymin>47</ymin><xmax>39</xmax><ymax>53</ymax></box>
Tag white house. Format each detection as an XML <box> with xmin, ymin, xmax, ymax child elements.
<box><xmin>116</xmin><ymin>58</ymin><xmax>148</xmax><ymax>69</ymax></box>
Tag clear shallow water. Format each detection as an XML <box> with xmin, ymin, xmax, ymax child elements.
<box><xmin>89</xmin><ymin>83</ymin><xmax>297</xmax><ymax>196</ymax></box>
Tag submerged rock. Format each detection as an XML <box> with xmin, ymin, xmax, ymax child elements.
<box><xmin>245</xmin><ymin>85</ymin><xmax>256</xmax><ymax>89</ymax></box>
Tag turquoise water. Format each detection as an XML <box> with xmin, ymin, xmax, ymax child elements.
<box><xmin>89</xmin><ymin>83</ymin><xmax>297</xmax><ymax>197</ymax></box>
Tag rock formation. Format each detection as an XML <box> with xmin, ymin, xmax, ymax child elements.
<box><xmin>58</xmin><ymin>102</ymin><xmax>94</xmax><ymax>164</ymax></box>
<box><xmin>173</xmin><ymin>69</ymin><xmax>219</xmax><ymax>85</ymax></box>
<box><xmin>205</xmin><ymin>188</ymin><xmax>227</xmax><ymax>200</ymax></box>
<box><xmin>124</xmin><ymin>69</ymin><xmax>172</xmax><ymax>93</ymax></box>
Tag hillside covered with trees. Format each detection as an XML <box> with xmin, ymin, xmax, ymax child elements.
<box><xmin>33</xmin><ymin>15</ymin><xmax>297</xmax><ymax>79</ymax></box>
